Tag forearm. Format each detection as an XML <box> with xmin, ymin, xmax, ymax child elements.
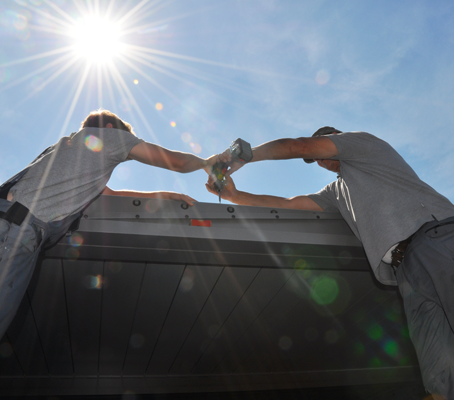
<box><xmin>251</xmin><ymin>138</ymin><xmax>306</xmax><ymax>162</ymax></box>
<box><xmin>164</xmin><ymin>151</ymin><xmax>210</xmax><ymax>173</ymax></box>
<box><xmin>228</xmin><ymin>191</ymin><xmax>321</xmax><ymax>211</ymax></box>
<box><xmin>103</xmin><ymin>187</ymin><xmax>182</xmax><ymax>200</ymax></box>
<box><xmin>128</xmin><ymin>142</ymin><xmax>213</xmax><ymax>173</ymax></box>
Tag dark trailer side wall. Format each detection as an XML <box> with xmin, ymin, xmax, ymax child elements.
<box><xmin>0</xmin><ymin>196</ymin><xmax>424</xmax><ymax>397</ymax></box>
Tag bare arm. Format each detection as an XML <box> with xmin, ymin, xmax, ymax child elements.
<box><xmin>102</xmin><ymin>186</ymin><xmax>197</xmax><ymax>206</ymax></box>
<box><xmin>226</xmin><ymin>136</ymin><xmax>338</xmax><ymax>174</ymax></box>
<box><xmin>128</xmin><ymin>142</ymin><xmax>217</xmax><ymax>173</ymax></box>
<box><xmin>205</xmin><ymin>176</ymin><xmax>323</xmax><ymax>211</ymax></box>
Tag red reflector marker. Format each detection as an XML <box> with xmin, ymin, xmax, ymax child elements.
<box><xmin>190</xmin><ymin>219</ymin><xmax>212</xmax><ymax>227</ymax></box>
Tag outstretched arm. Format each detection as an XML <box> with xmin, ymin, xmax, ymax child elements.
<box><xmin>128</xmin><ymin>142</ymin><xmax>218</xmax><ymax>173</ymax></box>
<box><xmin>102</xmin><ymin>186</ymin><xmax>197</xmax><ymax>206</ymax></box>
<box><xmin>205</xmin><ymin>175</ymin><xmax>322</xmax><ymax>211</ymax></box>
<box><xmin>225</xmin><ymin>136</ymin><xmax>338</xmax><ymax>175</ymax></box>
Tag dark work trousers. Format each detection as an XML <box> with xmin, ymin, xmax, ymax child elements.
<box><xmin>396</xmin><ymin>216</ymin><xmax>454</xmax><ymax>398</ymax></box>
<box><xmin>0</xmin><ymin>199</ymin><xmax>47</xmax><ymax>339</ymax></box>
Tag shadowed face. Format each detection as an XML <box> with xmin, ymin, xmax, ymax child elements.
<box><xmin>315</xmin><ymin>159</ymin><xmax>341</xmax><ymax>173</ymax></box>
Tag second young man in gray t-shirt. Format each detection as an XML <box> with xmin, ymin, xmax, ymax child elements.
<box><xmin>207</xmin><ymin>127</ymin><xmax>454</xmax><ymax>399</ymax></box>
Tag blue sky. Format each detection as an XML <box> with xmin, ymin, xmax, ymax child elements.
<box><xmin>1</xmin><ymin>0</ymin><xmax>454</xmax><ymax>205</ymax></box>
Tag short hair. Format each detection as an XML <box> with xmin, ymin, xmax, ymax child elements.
<box><xmin>80</xmin><ymin>109</ymin><xmax>136</xmax><ymax>136</ymax></box>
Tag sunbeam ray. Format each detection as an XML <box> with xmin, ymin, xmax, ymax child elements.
<box><xmin>125</xmin><ymin>44</ymin><xmax>304</xmax><ymax>81</ymax></box>
<box><xmin>0</xmin><ymin>46</ymin><xmax>74</xmax><ymax>68</ymax></box>
<box><xmin>16</xmin><ymin>57</ymin><xmax>81</xmax><ymax>107</ymax></box>
<box><xmin>117</xmin><ymin>0</ymin><xmax>154</xmax><ymax>26</ymax></box>
<box><xmin>128</xmin><ymin>49</ymin><xmax>255</xmax><ymax>97</ymax></box>
<box><xmin>119</xmin><ymin>2</ymin><xmax>211</xmax><ymax>36</ymax></box>
<box><xmin>0</xmin><ymin>52</ymin><xmax>76</xmax><ymax>94</ymax></box>
<box><xmin>20</xmin><ymin>1</ymin><xmax>73</xmax><ymax>31</ymax></box>
<box><xmin>59</xmin><ymin>62</ymin><xmax>92</xmax><ymax>138</ymax></box>
<box><xmin>116</xmin><ymin>53</ymin><xmax>181</xmax><ymax>103</ymax></box>
<box><xmin>43</xmin><ymin>0</ymin><xmax>78</xmax><ymax>25</ymax></box>
<box><xmin>108</xmin><ymin>63</ymin><xmax>156</xmax><ymax>141</ymax></box>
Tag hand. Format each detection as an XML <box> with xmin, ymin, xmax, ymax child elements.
<box><xmin>203</xmin><ymin>153</ymin><xmax>225</xmax><ymax>175</ymax></box>
<box><xmin>218</xmin><ymin>147</ymin><xmax>248</xmax><ymax>176</ymax></box>
<box><xmin>205</xmin><ymin>174</ymin><xmax>237</xmax><ymax>202</ymax></box>
<box><xmin>164</xmin><ymin>192</ymin><xmax>197</xmax><ymax>206</ymax></box>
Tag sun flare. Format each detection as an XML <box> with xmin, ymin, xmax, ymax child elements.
<box><xmin>70</xmin><ymin>16</ymin><xmax>124</xmax><ymax>64</ymax></box>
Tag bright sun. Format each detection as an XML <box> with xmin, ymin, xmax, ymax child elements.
<box><xmin>70</xmin><ymin>16</ymin><xmax>124</xmax><ymax>64</ymax></box>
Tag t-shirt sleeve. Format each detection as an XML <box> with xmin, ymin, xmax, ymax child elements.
<box><xmin>104</xmin><ymin>128</ymin><xmax>144</xmax><ymax>163</ymax></box>
<box><xmin>306</xmin><ymin>182</ymin><xmax>340</xmax><ymax>213</ymax></box>
<box><xmin>327</xmin><ymin>131</ymin><xmax>376</xmax><ymax>162</ymax></box>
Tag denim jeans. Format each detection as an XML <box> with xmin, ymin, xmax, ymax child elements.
<box><xmin>397</xmin><ymin>216</ymin><xmax>454</xmax><ymax>398</ymax></box>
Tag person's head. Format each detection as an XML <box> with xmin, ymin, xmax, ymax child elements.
<box><xmin>80</xmin><ymin>109</ymin><xmax>136</xmax><ymax>136</ymax></box>
<box><xmin>304</xmin><ymin>126</ymin><xmax>341</xmax><ymax>172</ymax></box>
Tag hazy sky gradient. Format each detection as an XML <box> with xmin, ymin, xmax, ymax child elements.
<box><xmin>1</xmin><ymin>0</ymin><xmax>454</xmax><ymax>205</ymax></box>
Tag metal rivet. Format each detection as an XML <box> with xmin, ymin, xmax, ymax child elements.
<box><xmin>84</xmin><ymin>215</ymin><xmax>88</xmax><ymax>219</ymax></box>
<box><xmin>136</xmin><ymin>215</ymin><xmax>140</xmax><ymax>219</ymax></box>
<box><xmin>181</xmin><ymin>203</ymin><xmax>189</xmax><ymax>210</ymax></box>
<box><xmin>133</xmin><ymin>199</ymin><xmax>141</xmax><ymax>206</ymax></box>
<box><xmin>231</xmin><ymin>215</ymin><xmax>236</xmax><ymax>219</ymax></box>
<box><xmin>270</xmin><ymin>209</ymin><xmax>278</xmax><ymax>214</ymax></box>
<box><xmin>316</xmin><ymin>215</ymin><xmax>320</xmax><ymax>219</ymax></box>
<box><xmin>185</xmin><ymin>215</ymin><xmax>189</xmax><ymax>219</ymax></box>
<box><xmin>227</xmin><ymin>206</ymin><xmax>235</xmax><ymax>213</ymax></box>
<box><xmin>275</xmin><ymin>215</ymin><xmax>279</xmax><ymax>219</ymax></box>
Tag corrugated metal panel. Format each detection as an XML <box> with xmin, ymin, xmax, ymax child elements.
<box><xmin>0</xmin><ymin>197</ymin><xmax>423</xmax><ymax>397</ymax></box>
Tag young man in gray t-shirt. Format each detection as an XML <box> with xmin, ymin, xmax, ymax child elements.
<box><xmin>207</xmin><ymin>127</ymin><xmax>454</xmax><ymax>399</ymax></box>
<box><xmin>0</xmin><ymin>109</ymin><xmax>220</xmax><ymax>341</ymax></box>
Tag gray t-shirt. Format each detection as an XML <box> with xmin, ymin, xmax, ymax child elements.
<box><xmin>307</xmin><ymin>131</ymin><xmax>454</xmax><ymax>286</ymax></box>
<box><xmin>12</xmin><ymin>127</ymin><xmax>143</xmax><ymax>222</ymax></box>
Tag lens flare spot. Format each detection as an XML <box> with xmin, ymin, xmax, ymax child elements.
<box><xmin>170</xmin><ymin>121</ymin><xmax>176</xmax><ymax>127</ymax></box>
<box><xmin>316</xmin><ymin>69</ymin><xmax>330</xmax><ymax>85</ymax></box>
<box><xmin>181</xmin><ymin>268</ymin><xmax>195</xmax><ymax>292</ymax></box>
<box><xmin>369</xmin><ymin>357</ymin><xmax>382</xmax><ymax>368</ymax></box>
<box><xmin>69</xmin><ymin>233</ymin><xmax>83</xmax><ymax>247</ymax></box>
<box><xmin>294</xmin><ymin>259</ymin><xmax>307</xmax><ymax>270</ymax></box>
<box><xmin>85</xmin><ymin>135</ymin><xmax>103</xmax><ymax>152</ymax></box>
<box><xmin>324</xmin><ymin>330</ymin><xmax>339</xmax><ymax>344</ymax></box>
<box><xmin>120</xmin><ymin>97</ymin><xmax>131</xmax><ymax>112</ymax></box>
<box><xmin>354</xmin><ymin>342</ymin><xmax>365</xmax><ymax>355</ymax></box>
<box><xmin>310</xmin><ymin>276</ymin><xmax>339</xmax><ymax>305</ymax></box>
<box><xmin>114</xmin><ymin>165</ymin><xmax>130</xmax><ymax>181</ymax></box>
<box><xmin>181</xmin><ymin>132</ymin><xmax>191</xmax><ymax>142</ymax></box>
<box><xmin>84</xmin><ymin>274</ymin><xmax>103</xmax><ymax>289</ymax></box>
<box><xmin>133</xmin><ymin>79</ymin><xmax>139</xmax><ymax>84</ymax></box>
<box><xmin>401</xmin><ymin>326</ymin><xmax>410</xmax><ymax>339</ymax></box>
<box><xmin>383</xmin><ymin>339</ymin><xmax>399</xmax><ymax>357</ymax></box>
<box><xmin>367</xmin><ymin>323</ymin><xmax>384</xmax><ymax>340</ymax></box>
<box><xmin>65</xmin><ymin>248</ymin><xmax>79</xmax><ymax>260</ymax></box>
<box><xmin>155</xmin><ymin>103</ymin><xmax>163</xmax><ymax>110</ymax></box>
<box><xmin>108</xmin><ymin>262</ymin><xmax>122</xmax><ymax>274</ymax></box>
<box><xmin>190</xmin><ymin>142</ymin><xmax>202</xmax><ymax>154</ymax></box>
<box><xmin>13</xmin><ymin>13</ymin><xmax>28</xmax><ymax>30</ymax></box>
<box><xmin>278</xmin><ymin>336</ymin><xmax>293</xmax><ymax>350</ymax></box>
